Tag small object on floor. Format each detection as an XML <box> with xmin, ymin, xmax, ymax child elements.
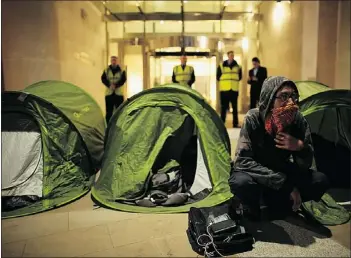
<box><xmin>93</xmin><ymin>204</ymin><xmax>101</xmax><ymax>210</ymax></box>
<box><xmin>186</xmin><ymin>203</ymin><xmax>255</xmax><ymax>257</ymax></box>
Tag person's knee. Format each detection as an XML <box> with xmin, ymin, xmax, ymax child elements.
<box><xmin>229</xmin><ymin>172</ymin><xmax>255</xmax><ymax>193</ymax></box>
<box><xmin>313</xmin><ymin>172</ymin><xmax>330</xmax><ymax>191</ymax></box>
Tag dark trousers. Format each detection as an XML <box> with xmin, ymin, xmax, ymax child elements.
<box><xmin>105</xmin><ymin>94</ymin><xmax>124</xmax><ymax>123</ymax></box>
<box><xmin>229</xmin><ymin>171</ymin><xmax>329</xmax><ymax>211</ymax></box>
<box><xmin>220</xmin><ymin>90</ymin><xmax>239</xmax><ymax>127</ymax></box>
<box><xmin>250</xmin><ymin>89</ymin><xmax>261</xmax><ymax>109</ymax></box>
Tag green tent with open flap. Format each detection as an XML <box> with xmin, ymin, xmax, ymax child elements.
<box><xmin>295</xmin><ymin>80</ymin><xmax>351</xmax><ymax>225</ymax></box>
<box><xmin>91</xmin><ymin>84</ymin><xmax>233</xmax><ymax>213</ymax></box>
<box><xmin>2</xmin><ymin>80</ymin><xmax>106</xmax><ymax>218</ymax></box>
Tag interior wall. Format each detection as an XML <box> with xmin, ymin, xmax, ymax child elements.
<box><xmin>334</xmin><ymin>0</ymin><xmax>350</xmax><ymax>89</ymax></box>
<box><xmin>2</xmin><ymin>1</ymin><xmax>107</xmax><ymax>113</ymax></box>
<box><xmin>316</xmin><ymin>1</ymin><xmax>339</xmax><ymax>88</ymax></box>
<box><xmin>301</xmin><ymin>1</ymin><xmax>319</xmax><ymax>81</ymax></box>
<box><xmin>258</xmin><ymin>1</ymin><xmax>303</xmax><ymax>80</ymax></box>
<box><xmin>2</xmin><ymin>1</ymin><xmax>61</xmax><ymax>89</ymax></box>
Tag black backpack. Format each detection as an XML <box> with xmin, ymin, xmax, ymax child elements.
<box><xmin>186</xmin><ymin>202</ymin><xmax>255</xmax><ymax>257</ymax></box>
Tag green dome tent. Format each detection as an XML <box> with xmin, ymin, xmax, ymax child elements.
<box><xmin>295</xmin><ymin>81</ymin><xmax>351</xmax><ymax>225</ymax></box>
<box><xmin>2</xmin><ymin>80</ymin><xmax>106</xmax><ymax>218</ymax></box>
<box><xmin>92</xmin><ymin>84</ymin><xmax>233</xmax><ymax>213</ymax></box>
<box><xmin>294</xmin><ymin>80</ymin><xmax>331</xmax><ymax>101</ymax></box>
<box><xmin>295</xmin><ymin>81</ymin><xmax>351</xmax><ymax>188</ymax></box>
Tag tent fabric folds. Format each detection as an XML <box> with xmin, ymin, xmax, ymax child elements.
<box><xmin>92</xmin><ymin>84</ymin><xmax>233</xmax><ymax>213</ymax></box>
<box><xmin>2</xmin><ymin>81</ymin><xmax>105</xmax><ymax>218</ymax></box>
<box><xmin>296</xmin><ymin>80</ymin><xmax>351</xmax><ymax>225</ymax></box>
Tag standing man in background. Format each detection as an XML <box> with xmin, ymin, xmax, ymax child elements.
<box><xmin>101</xmin><ymin>56</ymin><xmax>127</xmax><ymax>123</ymax></box>
<box><xmin>172</xmin><ymin>54</ymin><xmax>195</xmax><ymax>87</ymax></box>
<box><xmin>217</xmin><ymin>50</ymin><xmax>242</xmax><ymax>128</ymax></box>
<box><xmin>248</xmin><ymin>57</ymin><xmax>267</xmax><ymax>109</ymax></box>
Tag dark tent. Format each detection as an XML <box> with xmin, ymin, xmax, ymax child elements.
<box><xmin>295</xmin><ymin>81</ymin><xmax>351</xmax><ymax>188</ymax></box>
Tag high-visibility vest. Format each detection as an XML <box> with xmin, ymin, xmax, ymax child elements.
<box><xmin>173</xmin><ymin>65</ymin><xmax>194</xmax><ymax>86</ymax></box>
<box><xmin>219</xmin><ymin>64</ymin><xmax>241</xmax><ymax>92</ymax></box>
<box><xmin>105</xmin><ymin>66</ymin><xmax>125</xmax><ymax>96</ymax></box>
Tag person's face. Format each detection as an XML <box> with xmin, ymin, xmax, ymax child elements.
<box><xmin>253</xmin><ymin>61</ymin><xmax>260</xmax><ymax>68</ymax></box>
<box><xmin>273</xmin><ymin>85</ymin><xmax>299</xmax><ymax>109</ymax></box>
<box><xmin>228</xmin><ymin>52</ymin><xmax>234</xmax><ymax>61</ymax></box>
<box><xmin>180</xmin><ymin>56</ymin><xmax>187</xmax><ymax>65</ymax></box>
<box><xmin>111</xmin><ymin>57</ymin><xmax>118</xmax><ymax>66</ymax></box>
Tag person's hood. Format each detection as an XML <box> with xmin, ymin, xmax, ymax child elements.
<box><xmin>258</xmin><ymin>76</ymin><xmax>298</xmax><ymax>121</ymax></box>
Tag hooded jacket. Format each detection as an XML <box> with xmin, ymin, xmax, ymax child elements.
<box><xmin>232</xmin><ymin>76</ymin><xmax>315</xmax><ymax>190</ymax></box>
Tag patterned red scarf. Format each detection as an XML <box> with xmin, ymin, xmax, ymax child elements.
<box><xmin>265</xmin><ymin>104</ymin><xmax>299</xmax><ymax>135</ymax></box>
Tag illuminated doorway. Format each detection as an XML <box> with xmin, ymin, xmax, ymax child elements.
<box><xmin>150</xmin><ymin>53</ymin><xmax>217</xmax><ymax>109</ymax></box>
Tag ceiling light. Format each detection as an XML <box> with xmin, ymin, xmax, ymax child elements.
<box><xmin>184</xmin><ymin>0</ymin><xmax>188</xmax><ymax>3</ymax></box>
<box><xmin>224</xmin><ymin>1</ymin><xmax>229</xmax><ymax>7</ymax></box>
<box><xmin>135</xmin><ymin>1</ymin><xmax>140</xmax><ymax>7</ymax></box>
<box><xmin>160</xmin><ymin>20</ymin><xmax>164</xmax><ymax>24</ymax></box>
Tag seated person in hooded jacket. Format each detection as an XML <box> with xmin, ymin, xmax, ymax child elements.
<box><xmin>229</xmin><ymin>76</ymin><xmax>329</xmax><ymax>220</ymax></box>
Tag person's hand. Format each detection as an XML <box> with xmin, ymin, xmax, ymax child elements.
<box><xmin>290</xmin><ymin>187</ymin><xmax>302</xmax><ymax>212</ymax></box>
<box><xmin>274</xmin><ymin>132</ymin><xmax>304</xmax><ymax>151</ymax></box>
<box><xmin>109</xmin><ymin>84</ymin><xmax>116</xmax><ymax>91</ymax></box>
<box><xmin>252</xmin><ymin>76</ymin><xmax>258</xmax><ymax>81</ymax></box>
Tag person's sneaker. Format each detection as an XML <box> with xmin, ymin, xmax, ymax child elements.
<box><xmin>228</xmin><ymin>196</ymin><xmax>244</xmax><ymax>220</ymax></box>
<box><xmin>243</xmin><ymin>205</ymin><xmax>262</xmax><ymax>222</ymax></box>
<box><xmin>228</xmin><ymin>196</ymin><xmax>261</xmax><ymax>221</ymax></box>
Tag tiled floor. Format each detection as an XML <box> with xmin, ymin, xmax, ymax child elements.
<box><xmin>2</xmin><ymin>197</ymin><xmax>195</xmax><ymax>257</ymax></box>
<box><xmin>2</xmin><ymin>193</ymin><xmax>350</xmax><ymax>257</ymax></box>
<box><xmin>2</xmin><ymin>115</ymin><xmax>350</xmax><ymax>257</ymax></box>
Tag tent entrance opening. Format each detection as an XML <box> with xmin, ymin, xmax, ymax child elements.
<box><xmin>117</xmin><ymin>107</ymin><xmax>213</xmax><ymax>207</ymax></box>
<box><xmin>1</xmin><ymin>112</ymin><xmax>44</xmax><ymax>211</ymax></box>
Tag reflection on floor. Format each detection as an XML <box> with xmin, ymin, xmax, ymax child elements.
<box><xmin>2</xmin><ymin>114</ymin><xmax>350</xmax><ymax>257</ymax></box>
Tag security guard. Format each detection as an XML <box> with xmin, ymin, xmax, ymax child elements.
<box><xmin>101</xmin><ymin>56</ymin><xmax>127</xmax><ymax>123</ymax></box>
<box><xmin>217</xmin><ymin>50</ymin><xmax>242</xmax><ymax>128</ymax></box>
<box><xmin>172</xmin><ymin>54</ymin><xmax>195</xmax><ymax>87</ymax></box>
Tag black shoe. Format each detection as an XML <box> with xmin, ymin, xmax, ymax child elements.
<box><xmin>229</xmin><ymin>197</ymin><xmax>261</xmax><ymax>221</ymax></box>
<box><xmin>228</xmin><ymin>196</ymin><xmax>244</xmax><ymax>220</ymax></box>
<box><xmin>243</xmin><ymin>205</ymin><xmax>261</xmax><ymax>222</ymax></box>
